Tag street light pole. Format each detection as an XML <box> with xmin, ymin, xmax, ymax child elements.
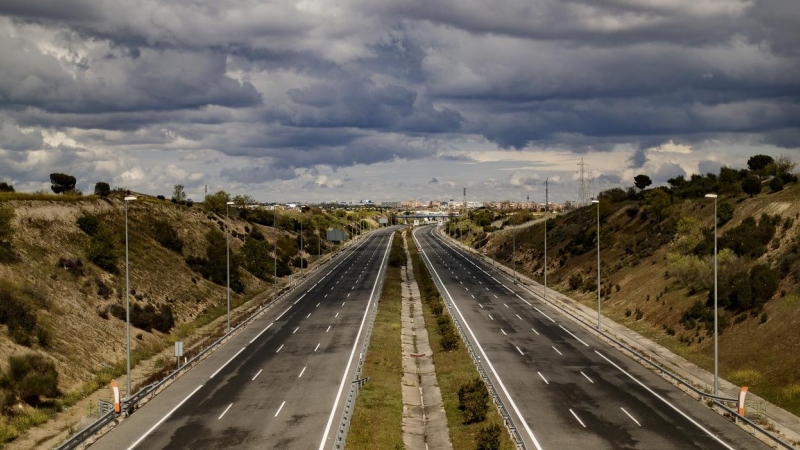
<box><xmin>706</xmin><ymin>193</ymin><xmax>719</xmax><ymax>396</ymax></box>
<box><xmin>592</xmin><ymin>199</ymin><xmax>601</xmax><ymax>331</ymax></box>
<box><xmin>300</xmin><ymin>219</ymin><xmax>303</xmax><ymax>277</ymax></box>
<box><xmin>273</xmin><ymin>208</ymin><xmax>277</xmax><ymax>302</ymax></box>
<box><xmin>544</xmin><ymin>179</ymin><xmax>548</xmax><ymax>302</ymax></box>
<box><xmin>226</xmin><ymin>201</ymin><xmax>234</xmax><ymax>333</ymax></box>
<box><xmin>513</xmin><ymin>233</ymin><xmax>516</xmax><ymax>282</ymax></box>
<box><xmin>123</xmin><ymin>195</ymin><xmax>136</xmax><ymax>402</ymax></box>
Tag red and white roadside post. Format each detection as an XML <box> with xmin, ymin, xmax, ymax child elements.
<box><xmin>737</xmin><ymin>386</ymin><xmax>748</xmax><ymax>424</ymax></box>
<box><xmin>111</xmin><ymin>379</ymin><xmax>121</xmax><ymax>414</ymax></box>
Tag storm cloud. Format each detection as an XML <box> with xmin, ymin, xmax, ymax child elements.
<box><xmin>0</xmin><ymin>0</ymin><xmax>798</xmax><ymax>201</ymax></box>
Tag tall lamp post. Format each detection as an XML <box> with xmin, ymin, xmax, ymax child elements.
<box><xmin>273</xmin><ymin>208</ymin><xmax>277</xmax><ymax>302</ymax></box>
<box><xmin>123</xmin><ymin>195</ymin><xmax>136</xmax><ymax>401</ymax></box>
<box><xmin>226</xmin><ymin>201</ymin><xmax>234</xmax><ymax>332</ymax></box>
<box><xmin>300</xmin><ymin>218</ymin><xmax>304</xmax><ymax>277</ymax></box>
<box><xmin>705</xmin><ymin>193</ymin><xmax>719</xmax><ymax>396</ymax></box>
<box><xmin>591</xmin><ymin>199</ymin><xmax>601</xmax><ymax>331</ymax></box>
<box><xmin>544</xmin><ymin>179</ymin><xmax>548</xmax><ymax>302</ymax></box>
<box><xmin>512</xmin><ymin>233</ymin><xmax>516</xmax><ymax>282</ymax></box>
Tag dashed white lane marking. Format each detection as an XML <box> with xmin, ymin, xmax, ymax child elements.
<box><xmin>488</xmin><ymin>314</ymin><xmax>494</xmax><ymax>321</ymax></box>
<box><xmin>465</xmin><ymin>287</ymin><xmax>469</xmax><ymax>291</ymax></box>
<box><xmin>299</xmin><ymin>366</ymin><xmax>307</xmax><ymax>378</ymax></box>
<box><xmin>307</xmin><ymin>313</ymin><xmax>311</xmax><ymax>319</ymax></box>
<box><xmin>210</xmin><ymin>347</ymin><xmax>247</xmax><ymax>379</ymax></box>
<box><xmin>516</xmin><ymin>346</ymin><xmax>524</xmax><ymax>356</ymax></box>
<box><xmin>276</xmin><ymin>344</ymin><xmax>284</xmax><ymax>353</ymax></box>
<box><xmin>326</xmin><ymin>325</ymin><xmax>331</xmax><ymax>333</ymax></box>
<box><xmin>293</xmin><ymin>327</ymin><xmax>300</xmax><ymax>334</ymax></box>
<box><xmin>252</xmin><ymin>369</ymin><xmax>263</xmax><ymax>381</ymax></box>
<box><xmin>125</xmin><ymin>385</ymin><xmax>204</xmax><ymax>450</ymax></box>
<box><xmin>486</xmin><ymin>287</ymin><xmax>489</xmax><ymax>291</ymax></box>
<box><xmin>218</xmin><ymin>403</ymin><xmax>233</xmax><ymax>420</ymax></box>
<box><xmin>331</xmin><ymin>286</ymin><xmax>334</xmax><ymax>290</ymax></box>
<box><xmin>531</xmin><ymin>327</ymin><xmax>540</xmax><ymax>335</ymax></box>
<box><xmin>534</xmin><ymin>307</ymin><xmax>556</xmax><ymax>323</ymax></box>
<box><xmin>275</xmin><ymin>401</ymin><xmax>286</xmax><ymax>417</ymax></box>
<box><xmin>570</xmin><ymin>409</ymin><xmax>586</xmax><ymax>428</ymax></box>
<box><xmin>621</xmin><ymin>407</ymin><xmax>641</xmax><ymax>426</ymax></box>
<box><xmin>581</xmin><ymin>371</ymin><xmax>594</xmax><ymax>384</ymax></box>
<box><xmin>501</xmin><ymin>329</ymin><xmax>507</xmax><ymax>336</ymax></box>
<box><xmin>516</xmin><ymin>314</ymin><xmax>522</xmax><ymax>320</ymax></box>
<box><xmin>249</xmin><ymin>323</ymin><xmax>274</xmax><ymax>343</ymax></box>
<box><xmin>552</xmin><ymin>346</ymin><xmax>562</xmax><ymax>356</ymax></box>
<box><xmin>471</xmin><ymin>294</ymin><xmax>475</xmax><ymax>299</ymax></box>
<box><xmin>595</xmin><ymin>351</ymin><xmax>736</xmax><ymax>449</ymax></box>
<box><xmin>559</xmin><ymin>325</ymin><xmax>590</xmax><ymax>347</ymax></box>
<box><xmin>479</xmin><ymin>304</ymin><xmax>484</xmax><ymax>308</ymax></box>
<box><xmin>314</xmin><ymin>343</ymin><xmax>320</xmax><ymax>352</ymax></box>
<box><xmin>324</xmin><ymin>294</ymin><xmax>328</xmax><ymax>298</ymax></box>
<box><xmin>538</xmin><ymin>371</ymin><xmax>549</xmax><ymax>385</ymax></box>
<box><xmin>342</xmin><ymin>301</ymin><xmax>346</xmax><ymax>306</ymax></box>
<box><xmin>317</xmin><ymin>303</ymin><xmax>320</xmax><ymax>307</ymax></box>
<box><xmin>493</xmin><ymin>294</ymin><xmax>498</xmax><ymax>299</ymax></box>
<box><xmin>503</xmin><ymin>303</ymin><xmax>509</xmax><ymax>308</ymax></box>
<box><xmin>335</xmin><ymin>312</ymin><xmax>339</xmax><ymax>318</ymax></box>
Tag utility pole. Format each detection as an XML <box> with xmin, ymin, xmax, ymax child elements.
<box><xmin>577</xmin><ymin>158</ymin><xmax>589</xmax><ymax>207</ymax></box>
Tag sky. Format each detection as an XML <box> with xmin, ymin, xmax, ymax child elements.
<box><xmin>0</xmin><ymin>0</ymin><xmax>799</xmax><ymax>204</ymax></box>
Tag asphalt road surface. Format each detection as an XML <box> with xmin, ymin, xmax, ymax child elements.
<box><xmin>91</xmin><ymin>227</ymin><xmax>395</xmax><ymax>450</ymax></box>
<box><xmin>414</xmin><ymin>224</ymin><xmax>768</xmax><ymax>450</ymax></box>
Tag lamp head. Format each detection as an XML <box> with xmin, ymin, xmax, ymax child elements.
<box><xmin>591</xmin><ymin>199</ymin><xmax>600</xmax><ymax>204</ymax></box>
<box><xmin>705</xmin><ymin>194</ymin><xmax>718</xmax><ymax>199</ymax></box>
<box><xmin>124</xmin><ymin>196</ymin><xmax>137</xmax><ymax>201</ymax></box>
<box><xmin>226</xmin><ymin>201</ymin><xmax>235</xmax><ymax>205</ymax></box>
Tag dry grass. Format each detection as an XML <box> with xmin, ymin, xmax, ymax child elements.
<box><xmin>347</xmin><ymin>233</ymin><xmax>404</xmax><ymax>449</ymax></box>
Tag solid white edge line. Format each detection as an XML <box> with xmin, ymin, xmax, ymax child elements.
<box><xmin>418</xmin><ymin>227</ymin><xmax>544</xmax><ymax>450</ymax></box>
<box><xmin>125</xmin><ymin>385</ymin><xmax>204</xmax><ymax>450</ymax></box>
<box><xmin>595</xmin><ymin>350</ymin><xmax>735</xmax><ymax>449</ymax></box>
<box><xmin>252</xmin><ymin>369</ymin><xmax>263</xmax><ymax>381</ymax></box>
<box><xmin>318</xmin><ymin>232</ymin><xmax>393</xmax><ymax>450</ymax></box>
<box><xmin>559</xmin><ymin>325</ymin><xmax>590</xmax><ymax>347</ymax></box>
<box><xmin>537</xmin><ymin>371</ymin><xmax>549</xmax><ymax>385</ymax></box>
<box><xmin>209</xmin><ymin>347</ymin><xmax>247</xmax><ymax>379</ymax></box>
<box><xmin>275</xmin><ymin>400</ymin><xmax>286</xmax><ymax>417</ymax></box>
<box><xmin>581</xmin><ymin>371</ymin><xmax>594</xmax><ymax>384</ymax></box>
<box><xmin>621</xmin><ymin>407</ymin><xmax>641</xmax><ymax>426</ymax></box>
<box><xmin>249</xmin><ymin>322</ymin><xmax>273</xmax><ymax>344</ymax></box>
<box><xmin>276</xmin><ymin>306</ymin><xmax>292</xmax><ymax>321</ymax></box>
<box><xmin>218</xmin><ymin>403</ymin><xmax>233</xmax><ymax>420</ymax></box>
<box><xmin>569</xmin><ymin>408</ymin><xmax>587</xmax><ymax>428</ymax></box>
<box><xmin>534</xmin><ymin>306</ymin><xmax>556</xmax><ymax>323</ymax></box>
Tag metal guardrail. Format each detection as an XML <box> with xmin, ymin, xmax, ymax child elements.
<box><xmin>435</xmin><ymin>227</ymin><xmax>799</xmax><ymax>450</ymax></box>
<box><xmin>332</xmin><ymin>232</ymin><xmax>393</xmax><ymax>449</ymax></box>
<box><xmin>55</xmin><ymin>232</ymin><xmax>376</xmax><ymax>450</ymax></box>
<box><xmin>412</xmin><ymin>231</ymin><xmax>526</xmax><ymax>449</ymax></box>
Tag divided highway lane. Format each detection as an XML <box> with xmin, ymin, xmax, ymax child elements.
<box><xmin>414</xmin><ymin>225</ymin><xmax>767</xmax><ymax>450</ymax></box>
<box><xmin>92</xmin><ymin>227</ymin><xmax>396</xmax><ymax>450</ymax></box>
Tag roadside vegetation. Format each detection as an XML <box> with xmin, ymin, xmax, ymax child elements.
<box><xmin>408</xmin><ymin>230</ymin><xmax>513</xmax><ymax>450</ymax></box>
<box><xmin>452</xmin><ymin>154</ymin><xmax>800</xmax><ymax>416</ymax></box>
<box><xmin>347</xmin><ymin>231</ymin><xmax>404</xmax><ymax>449</ymax></box>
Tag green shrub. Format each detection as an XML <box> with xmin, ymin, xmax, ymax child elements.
<box><xmin>57</xmin><ymin>258</ymin><xmax>85</xmax><ymax>277</ymax></box>
<box><xmin>458</xmin><ymin>377</ymin><xmax>490</xmax><ymax>424</ymax></box>
<box><xmin>76</xmin><ymin>213</ymin><xmax>101</xmax><ymax>236</ymax></box>
<box><xmin>109</xmin><ymin>303</ymin><xmax>175</xmax><ymax>333</ymax></box>
<box><xmin>241</xmin><ymin>230</ymin><xmax>272</xmax><ymax>280</ymax></box>
<box><xmin>717</xmin><ymin>202</ymin><xmax>734</xmax><ymax>225</ymax></box>
<box><xmin>476</xmin><ymin>423</ymin><xmax>502</xmax><ymax>450</ymax></box>
<box><xmin>0</xmin><ymin>287</ymin><xmax>37</xmax><ymax>346</ymax></box>
<box><xmin>0</xmin><ymin>205</ymin><xmax>15</xmax><ymax>262</ymax></box>
<box><xmin>440</xmin><ymin>326</ymin><xmax>460</xmax><ymax>351</ymax></box>
<box><xmin>770</xmin><ymin>177</ymin><xmax>784</xmax><ymax>192</ymax></box>
<box><xmin>151</xmin><ymin>219</ymin><xmax>184</xmax><ymax>253</ymax></box>
<box><xmin>1</xmin><ymin>354</ymin><xmax>59</xmax><ymax>406</ymax></box>
<box><xmin>86</xmin><ymin>225</ymin><xmax>119</xmax><ymax>273</ymax></box>
<box><xmin>568</xmin><ymin>274</ymin><xmax>582</xmax><ymax>290</ymax></box>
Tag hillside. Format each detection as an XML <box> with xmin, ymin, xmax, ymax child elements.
<box><xmin>0</xmin><ymin>192</ymin><xmax>377</xmax><ymax>443</ymax></box>
<box><xmin>453</xmin><ymin>173</ymin><xmax>800</xmax><ymax>417</ymax></box>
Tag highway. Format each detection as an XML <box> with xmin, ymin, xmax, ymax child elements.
<box><xmin>91</xmin><ymin>227</ymin><xmax>395</xmax><ymax>450</ymax></box>
<box><xmin>413</xmin><ymin>225</ymin><xmax>768</xmax><ymax>450</ymax></box>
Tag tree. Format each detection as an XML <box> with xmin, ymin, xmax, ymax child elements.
<box><xmin>94</xmin><ymin>182</ymin><xmax>110</xmax><ymax>197</ymax></box>
<box><xmin>172</xmin><ymin>184</ymin><xmax>187</xmax><ymax>204</ymax></box>
<box><xmin>233</xmin><ymin>194</ymin><xmax>256</xmax><ymax>208</ymax></box>
<box><xmin>747</xmin><ymin>154</ymin><xmax>775</xmax><ymax>177</ymax></box>
<box><xmin>741</xmin><ymin>176</ymin><xmax>762</xmax><ymax>197</ymax></box>
<box><xmin>769</xmin><ymin>177</ymin><xmax>784</xmax><ymax>192</ymax></box>
<box><xmin>717</xmin><ymin>202</ymin><xmax>734</xmax><ymax>225</ymax></box>
<box><xmin>644</xmin><ymin>188</ymin><xmax>670</xmax><ymax>221</ymax></box>
<box><xmin>634</xmin><ymin>174</ymin><xmax>652</xmax><ymax>191</ymax></box>
<box><xmin>50</xmin><ymin>173</ymin><xmax>77</xmax><ymax>194</ymax></box>
<box><xmin>768</xmin><ymin>154</ymin><xmax>797</xmax><ymax>177</ymax></box>
<box><xmin>0</xmin><ymin>182</ymin><xmax>14</xmax><ymax>193</ymax></box>
<box><xmin>203</xmin><ymin>190</ymin><xmax>230</xmax><ymax>216</ymax></box>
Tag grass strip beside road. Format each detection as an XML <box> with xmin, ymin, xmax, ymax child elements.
<box><xmin>408</xmin><ymin>232</ymin><xmax>514</xmax><ymax>450</ymax></box>
<box><xmin>347</xmin><ymin>232</ymin><xmax>404</xmax><ymax>449</ymax></box>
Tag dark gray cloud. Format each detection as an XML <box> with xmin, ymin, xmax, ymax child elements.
<box><xmin>0</xmin><ymin>0</ymin><xmax>798</xmax><ymax>201</ymax></box>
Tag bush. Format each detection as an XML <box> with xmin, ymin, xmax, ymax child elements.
<box><xmin>440</xmin><ymin>326</ymin><xmax>460</xmax><ymax>351</ymax></box>
<box><xmin>186</xmin><ymin>229</ymin><xmax>244</xmax><ymax>293</ymax></box>
<box><xmin>741</xmin><ymin>176</ymin><xmax>762</xmax><ymax>197</ymax></box>
<box><xmin>719</xmin><ymin>214</ymin><xmax>776</xmax><ymax>258</ymax></box>
<box><xmin>1</xmin><ymin>354</ymin><xmax>59</xmax><ymax>406</ymax></box>
<box><xmin>0</xmin><ymin>205</ymin><xmax>13</xmax><ymax>262</ymax></box>
<box><xmin>57</xmin><ymin>258</ymin><xmax>85</xmax><ymax>277</ymax></box>
<box><xmin>388</xmin><ymin>233</ymin><xmax>405</xmax><ymax>267</ymax></box>
<box><xmin>0</xmin><ymin>182</ymin><xmax>14</xmax><ymax>193</ymax></box>
<box><xmin>717</xmin><ymin>202</ymin><xmax>734</xmax><ymax>225</ymax></box>
<box><xmin>76</xmin><ymin>213</ymin><xmax>101</xmax><ymax>236</ymax></box>
<box><xmin>0</xmin><ymin>287</ymin><xmax>38</xmax><ymax>346</ymax></box>
<box><xmin>241</xmin><ymin>231</ymin><xmax>273</xmax><ymax>280</ymax></box>
<box><xmin>151</xmin><ymin>219</ymin><xmax>184</xmax><ymax>253</ymax></box>
<box><xmin>770</xmin><ymin>177</ymin><xmax>785</xmax><ymax>192</ymax></box>
<box><xmin>458</xmin><ymin>377</ymin><xmax>490</xmax><ymax>424</ymax></box>
<box><xmin>86</xmin><ymin>225</ymin><xmax>119</xmax><ymax>273</ymax></box>
<box><xmin>476</xmin><ymin>424</ymin><xmax>502</xmax><ymax>450</ymax></box>
<box><xmin>109</xmin><ymin>302</ymin><xmax>175</xmax><ymax>333</ymax></box>
<box><xmin>568</xmin><ymin>274</ymin><xmax>582</xmax><ymax>290</ymax></box>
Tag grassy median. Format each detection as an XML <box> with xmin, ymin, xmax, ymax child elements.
<box><xmin>346</xmin><ymin>232</ymin><xmax>405</xmax><ymax>449</ymax></box>
<box><xmin>408</xmin><ymin>230</ymin><xmax>514</xmax><ymax>450</ymax></box>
